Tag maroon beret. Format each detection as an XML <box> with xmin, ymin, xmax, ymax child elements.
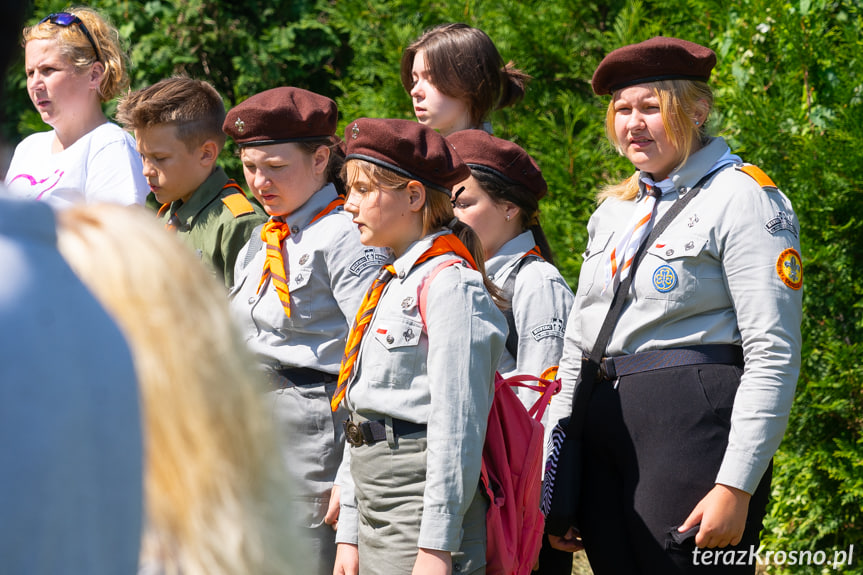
<box><xmin>344</xmin><ymin>118</ymin><xmax>469</xmax><ymax>194</ymax></box>
<box><xmin>446</xmin><ymin>130</ymin><xmax>547</xmax><ymax>200</ymax></box>
<box><xmin>592</xmin><ymin>36</ymin><xmax>716</xmax><ymax>96</ymax></box>
<box><xmin>223</xmin><ymin>87</ymin><xmax>337</xmax><ymax>147</ymax></box>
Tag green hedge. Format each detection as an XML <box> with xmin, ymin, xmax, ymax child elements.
<box><xmin>5</xmin><ymin>1</ymin><xmax>861</xmax><ymax>571</ymax></box>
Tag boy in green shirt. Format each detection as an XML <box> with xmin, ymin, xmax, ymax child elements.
<box><xmin>117</xmin><ymin>77</ymin><xmax>266</xmax><ymax>288</ymax></box>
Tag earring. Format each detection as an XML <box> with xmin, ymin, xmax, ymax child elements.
<box><xmin>506</xmin><ymin>215</ymin><xmax>511</xmax><ymax>221</ymax></box>
<box><xmin>695</xmin><ymin>120</ymin><xmax>701</xmax><ymax>126</ymax></box>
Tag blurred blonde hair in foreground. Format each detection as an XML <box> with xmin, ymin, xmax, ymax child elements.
<box><xmin>56</xmin><ymin>204</ymin><xmax>305</xmax><ymax>575</ymax></box>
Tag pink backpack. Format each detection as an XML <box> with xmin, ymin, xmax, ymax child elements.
<box><xmin>419</xmin><ymin>259</ymin><xmax>561</xmax><ymax>574</ymax></box>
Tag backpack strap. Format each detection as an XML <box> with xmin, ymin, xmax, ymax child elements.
<box><xmin>500</xmin><ymin>254</ymin><xmax>541</xmax><ymax>361</ymax></box>
<box><xmin>418</xmin><ymin>258</ymin><xmax>464</xmax><ymax>326</ymax></box>
<box><xmin>497</xmin><ymin>373</ymin><xmax>561</xmax><ymax>422</ymax></box>
<box><xmin>419</xmin><ymin>258</ymin><xmax>561</xmax><ymax>422</ymax></box>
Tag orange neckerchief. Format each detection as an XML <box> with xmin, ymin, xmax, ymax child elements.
<box><xmin>257</xmin><ymin>197</ymin><xmax>345</xmax><ymax>318</ymax></box>
<box><xmin>157</xmin><ymin>201</ymin><xmax>181</xmax><ymax>232</ymax></box>
<box><xmin>331</xmin><ymin>233</ymin><xmax>476</xmax><ymax>411</ymax></box>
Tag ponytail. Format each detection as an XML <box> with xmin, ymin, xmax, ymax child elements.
<box><xmin>497</xmin><ymin>61</ymin><xmax>530</xmax><ymax>111</ymax></box>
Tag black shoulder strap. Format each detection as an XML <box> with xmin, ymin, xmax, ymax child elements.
<box><xmin>567</xmin><ymin>170</ymin><xmax>717</xmax><ymax>436</ymax></box>
<box><xmin>501</xmin><ymin>254</ymin><xmax>541</xmax><ymax>360</ymax></box>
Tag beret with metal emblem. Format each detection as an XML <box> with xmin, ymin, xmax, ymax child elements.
<box><xmin>344</xmin><ymin>118</ymin><xmax>469</xmax><ymax>194</ymax></box>
<box><xmin>222</xmin><ymin>87</ymin><xmax>337</xmax><ymax>147</ymax></box>
<box><xmin>591</xmin><ymin>36</ymin><xmax>717</xmax><ymax>96</ymax></box>
<box><xmin>446</xmin><ymin>129</ymin><xmax>547</xmax><ymax>200</ymax></box>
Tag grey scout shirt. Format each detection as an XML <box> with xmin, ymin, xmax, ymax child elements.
<box><xmin>229</xmin><ymin>183</ymin><xmax>389</xmax><ymax>373</ymax></box>
<box><xmin>336</xmin><ymin>231</ymin><xmax>507</xmax><ymax>551</ymax></box>
<box><xmin>549</xmin><ymin>137</ymin><xmax>803</xmax><ymax>495</ymax></box>
<box><xmin>487</xmin><ymin>231</ymin><xmax>573</xmax><ymax>393</ymax></box>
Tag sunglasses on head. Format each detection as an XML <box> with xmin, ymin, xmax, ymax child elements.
<box><xmin>39</xmin><ymin>12</ymin><xmax>102</xmax><ymax>63</ymax></box>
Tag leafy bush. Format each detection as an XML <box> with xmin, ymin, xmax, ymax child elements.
<box><xmin>4</xmin><ymin>1</ymin><xmax>861</xmax><ymax>571</ymax></box>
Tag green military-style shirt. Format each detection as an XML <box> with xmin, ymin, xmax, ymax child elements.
<box><xmin>158</xmin><ymin>166</ymin><xmax>267</xmax><ymax>288</ymax></box>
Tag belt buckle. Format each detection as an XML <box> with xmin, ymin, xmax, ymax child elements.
<box><xmin>598</xmin><ymin>357</ymin><xmax>615</xmax><ymax>381</ymax></box>
<box><xmin>344</xmin><ymin>420</ymin><xmax>364</xmax><ymax>447</ymax></box>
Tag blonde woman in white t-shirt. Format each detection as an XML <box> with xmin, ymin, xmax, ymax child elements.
<box><xmin>3</xmin><ymin>7</ymin><xmax>147</xmax><ymax>207</ymax></box>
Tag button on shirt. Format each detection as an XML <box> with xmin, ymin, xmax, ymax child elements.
<box><xmin>229</xmin><ymin>183</ymin><xmax>390</xmax><ymax>372</ymax></box>
<box><xmin>550</xmin><ymin>137</ymin><xmax>803</xmax><ymax>495</ymax></box>
<box><xmin>336</xmin><ymin>231</ymin><xmax>507</xmax><ymax>551</ymax></box>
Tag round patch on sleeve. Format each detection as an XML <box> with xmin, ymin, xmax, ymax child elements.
<box><xmin>776</xmin><ymin>248</ymin><xmax>803</xmax><ymax>290</ymax></box>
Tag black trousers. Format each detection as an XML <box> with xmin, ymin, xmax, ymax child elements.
<box><xmin>578</xmin><ymin>364</ymin><xmax>772</xmax><ymax>575</ymax></box>
<box><xmin>532</xmin><ymin>533</ymin><xmax>573</xmax><ymax>574</ymax></box>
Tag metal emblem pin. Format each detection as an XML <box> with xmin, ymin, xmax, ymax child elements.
<box><xmin>234</xmin><ymin>117</ymin><xmax>245</xmax><ymax>133</ymax></box>
<box><xmin>688</xmin><ymin>214</ymin><xmax>700</xmax><ymax>228</ymax></box>
<box><xmin>685</xmin><ymin>241</ymin><xmax>695</xmax><ymax>251</ymax></box>
<box><xmin>386</xmin><ymin>334</ymin><xmax>394</xmax><ymax>344</ymax></box>
<box><xmin>404</xmin><ymin>328</ymin><xmax>415</xmax><ymax>341</ymax></box>
<box><xmin>401</xmin><ymin>297</ymin><xmax>414</xmax><ymax>309</ymax></box>
<box><xmin>666</xmin><ymin>249</ymin><xmax>675</xmax><ymax>257</ymax></box>
<box><xmin>299</xmin><ymin>254</ymin><xmax>309</xmax><ymax>265</ymax></box>
<box><xmin>295</xmin><ymin>274</ymin><xmax>303</xmax><ymax>283</ymax></box>
<box><xmin>351</xmin><ymin>123</ymin><xmax>360</xmax><ymax>139</ymax></box>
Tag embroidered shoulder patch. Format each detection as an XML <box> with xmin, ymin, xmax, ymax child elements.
<box><xmin>776</xmin><ymin>248</ymin><xmax>803</xmax><ymax>290</ymax></box>
<box><xmin>530</xmin><ymin>318</ymin><xmax>566</xmax><ymax>342</ymax></box>
<box><xmin>765</xmin><ymin>211</ymin><xmax>798</xmax><ymax>238</ymax></box>
<box><xmin>349</xmin><ymin>248</ymin><xmax>391</xmax><ymax>276</ymax></box>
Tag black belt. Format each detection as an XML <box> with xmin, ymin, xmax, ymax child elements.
<box><xmin>268</xmin><ymin>366</ymin><xmax>337</xmax><ymax>389</ymax></box>
<box><xmin>344</xmin><ymin>418</ymin><xmax>427</xmax><ymax>447</ymax></box>
<box><xmin>597</xmin><ymin>344</ymin><xmax>743</xmax><ymax>381</ymax></box>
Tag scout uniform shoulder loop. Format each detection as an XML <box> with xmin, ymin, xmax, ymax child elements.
<box><xmin>737</xmin><ymin>164</ymin><xmax>778</xmax><ymax>190</ymax></box>
<box><xmin>220</xmin><ymin>182</ymin><xmax>257</xmax><ymax>217</ymax></box>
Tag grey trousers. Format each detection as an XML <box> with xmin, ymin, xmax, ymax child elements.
<box><xmin>350</xmin><ymin>432</ymin><xmax>487</xmax><ymax>575</ymax></box>
<box><xmin>270</xmin><ymin>381</ymin><xmax>348</xmax><ymax>575</ymax></box>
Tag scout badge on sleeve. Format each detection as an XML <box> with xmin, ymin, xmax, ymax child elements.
<box><xmin>776</xmin><ymin>248</ymin><xmax>803</xmax><ymax>290</ymax></box>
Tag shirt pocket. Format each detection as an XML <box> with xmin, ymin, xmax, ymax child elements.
<box><xmin>368</xmin><ymin>314</ymin><xmax>425</xmax><ymax>389</ymax></box>
<box><xmin>639</xmin><ymin>234</ymin><xmax>709</xmax><ymax>302</ymax></box>
<box><xmin>286</xmin><ymin>265</ymin><xmax>314</xmax><ymax>319</ymax></box>
<box><xmin>576</xmin><ymin>232</ymin><xmax>613</xmax><ymax>298</ymax></box>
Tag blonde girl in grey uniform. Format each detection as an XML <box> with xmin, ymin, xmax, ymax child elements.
<box><xmin>447</xmin><ymin>130</ymin><xmax>575</xmax><ymax>575</ymax></box>
<box><xmin>223</xmin><ymin>88</ymin><xmax>388</xmax><ymax>575</ymax></box>
<box><xmin>547</xmin><ymin>38</ymin><xmax>803</xmax><ymax>575</ymax></box>
<box><xmin>331</xmin><ymin>118</ymin><xmax>507</xmax><ymax>575</ymax></box>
